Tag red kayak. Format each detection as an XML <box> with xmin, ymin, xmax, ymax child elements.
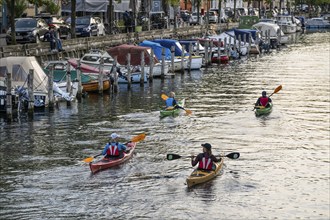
<box><xmin>89</xmin><ymin>142</ymin><xmax>136</xmax><ymax>174</ymax></box>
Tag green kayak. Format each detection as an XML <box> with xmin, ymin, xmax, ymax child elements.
<box><xmin>255</xmin><ymin>103</ymin><xmax>273</xmax><ymax>116</ymax></box>
<box><xmin>160</xmin><ymin>99</ymin><xmax>185</xmax><ymax>118</ymax></box>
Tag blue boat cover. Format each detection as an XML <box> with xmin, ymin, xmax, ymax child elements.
<box><xmin>139</xmin><ymin>40</ymin><xmax>172</xmax><ymax>60</ymax></box>
<box><xmin>152</xmin><ymin>39</ymin><xmax>189</xmax><ymax>56</ymax></box>
<box><xmin>233</xmin><ymin>29</ymin><xmax>257</xmax><ymax>40</ymax></box>
<box><xmin>179</xmin><ymin>40</ymin><xmax>197</xmax><ymax>53</ymax></box>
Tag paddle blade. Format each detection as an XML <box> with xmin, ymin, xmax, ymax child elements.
<box><xmin>273</xmin><ymin>85</ymin><xmax>282</xmax><ymax>94</ymax></box>
<box><xmin>185</xmin><ymin>109</ymin><xmax>192</xmax><ymax>115</ymax></box>
<box><xmin>83</xmin><ymin>157</ymin><xmax>94</xmax><ymax>163</ymax></box>
<box><xmin>225</xmin><ymin>152</ymin><xmax>240</xmax><ymax>159</ymax></box>
<box><xmin>255</xmin><ymin>106</ymin><xmax>265</xmax><ymax>109</ymax></box>
<box><xmin>166</xmin><ymin>154</ymin><xmax>182</xmax><ymax>160</ymax></box>
<box><xmin>131</xmin><ymin>133</ymin><xmax>146</xmax><ymax>142</ymax></box>
<box><xmin>161</xmin><ymin>94</ymin><xmax>168</xmax><ymax>100</ymax></box>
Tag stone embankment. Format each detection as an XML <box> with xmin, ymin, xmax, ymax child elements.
<box><xmin>0</xmin><ymin>23</ymin><xmax>237</xmax><ymax>64</ymax></box>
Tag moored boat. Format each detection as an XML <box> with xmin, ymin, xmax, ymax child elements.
<box><xmin>89</xmin><ymin>142</ymin><xmax>136</xmax><ymax>174</ymax></box>
<box><xmin>255</xmin><ymin>103</ymin><xmax>273</xmax><ymax>116</ymax></box>
<box><xmin>160</xmin><ymin>99</ymin><xmax>185</xmax><ymax>117</ymax></box>
<box><xmin>186</xmin><ymin>158</ymin><xmax>224</xmax><ymax>188</ymax></box>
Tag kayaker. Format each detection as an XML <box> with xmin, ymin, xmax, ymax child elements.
<box><xmin>102</xmin><ymin>133</ymin><xmax>128</xmax><ymax>158</ymax></box>
<box><xmin>191</xmin><ymin>143</ymin><xmax>221</xmax><ymax>170</ymax></box>
<box><xmin>165</xmin><ymin>92</ymin><xmax>185</xmax><ymax>110</ymax></box>
<box><xmin>165</xmin><ymin>92</ymin><xmax>177</xmax><ymax>109</ymax></box>
<box><xmin>255</xmin><ymin>91</ymin><xmax>272</xmax><ymax>107</ymax></box>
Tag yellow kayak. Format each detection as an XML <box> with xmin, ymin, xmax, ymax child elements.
<box><xmin>186</xmin><ymin>158</ymin><xmax>224</xmax><ymax>188</ymax></box>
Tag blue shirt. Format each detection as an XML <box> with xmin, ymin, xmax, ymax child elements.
<box><xmin>102</xmin><ymin>142</ymin><xmax>127</xmax><ymax>155</ymax></box>
<box><xmin>165</xmin><ymin>97</ymin><xmax>177</xmax><ymax>107</ymax></box>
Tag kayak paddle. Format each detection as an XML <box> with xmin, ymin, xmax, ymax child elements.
<box><xmin>83</xmin><ymin>133</ymin><xmax>146</xmax><ymax>163</ymax></box>
<box><xmin>166</xmin><ymin>152</ymin><xmax>240</xmax><ymax>160</ymax></box>
<box><xmin>269</xmin><ymin>85</ymin><xmax>282</xmax><ymax>97</ymax></box>
<box><xmin>161</xmin><ymin>94</ymin><xmax>192</xmax><ymax>115</ymax></box>
<box><xmin>253</xmin><ymin>85</ymin><xmax>282</xmax><ymax>110</ymax></box>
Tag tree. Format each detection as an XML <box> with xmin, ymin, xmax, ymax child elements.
<box><xmin>71</xmin><ymin>0</ymin><xmax>76</xmax><ymax>38</ymax></box>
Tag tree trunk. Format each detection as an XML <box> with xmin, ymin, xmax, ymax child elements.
<box><xmin>10</xmin><ymin>0</ymin><xmax>16</xmax><ymax>44</ymax></box>
<box><xmin>71</xmin><ymin>0</ymin><xmax>76</xmax><ymax>39</ymax></box>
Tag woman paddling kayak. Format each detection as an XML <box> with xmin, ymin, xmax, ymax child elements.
<box><xmin>191</xmin><ymin>143</ymin><xmax>221</xmax><ymax>170</ymax></box>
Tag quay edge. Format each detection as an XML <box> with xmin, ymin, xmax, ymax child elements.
<box><xmin>0</xmin><ymin>23</ymin><xmax>238</xmax><ymax>64</ymax></box>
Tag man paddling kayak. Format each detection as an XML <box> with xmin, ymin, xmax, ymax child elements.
<box><xmin>255</xmin><ymin>91</ymin><xmax>272</xmax><ymax>108</ymax></box>
<box><xmin>164</xmin><ymin>91</ymin><xmax>186</xmax><ymax>110</ymax></box>
<box><xmin>102</xmin><ymin>133</ymin><xmax>128</xmax><ymax>158</ymax></box>
<box><xmin>191</xmin><ymin>143</ymin><xmax>221</xmax><ymax>170</ymax></box>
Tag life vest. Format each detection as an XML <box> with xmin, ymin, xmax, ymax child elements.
<box><xmin>165</xmin><ymin>98</ymin><xmax>175</xmax><ymax>107</ymax></box>
<box><xmin>106</xmin><ymin>143</ymin><xmax>119</xmax><ymax>156</ymax></box>
<box><xmin>260</xmin><ymin>97</ymin><xmax>269</xmax><ymax>107</ymax></box>
<box><xmin>198</xmin><ymin>156</ymin><xmax>213</xmax><ymax>170</ymax></box>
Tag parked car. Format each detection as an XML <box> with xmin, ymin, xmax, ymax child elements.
<box><xmin>35</xmin><ymin>13</ymin><xmax>71</xmax><ymax>39</ymax></box>
<box><xmin>67</xmin><ymin>16</ymin><xmax>106</xmax><ymax>37</ymax></box>
<box><xmin>189</xmin><ymin>12</ymin><xmax>204</xmax><ymax>25</ymax></box>
<box><xmin>180</xmin><ymin>10</ymin><xmax>191</xmax><ymax>22</ymax></box>
<box><xmin>204</xmin><ymin>11</ymin><xmax>218</xmax><ymax>23</ymax></box>
<box><xmin>150</xmin><ymin>12</ymin><xmax>168</xmax><ymax>29</ymax></box>
<box><xmin>209</xmin><ymin>8</ymin><xmax>228</xmax><ymax>23</ymax></box>
<box><xmin>6</xmin><ymin>17</ymin><xmax>49</xmax><ymax>44</ymax></box>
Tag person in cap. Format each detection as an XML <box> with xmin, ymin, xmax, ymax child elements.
<box><xmin>164</xmin><ymin>91</ymin><xmax>185</xmax><ymax>110</ymax></box>
<box><xmin>255</xmin><ymin>90</ymin><xmax>272</xmax><ymax>108</ymax></box>
<box><xmin>165</xmin><ymin>92</ymin><xmax>177</xmax><ymax>109</ymax></box>
<box><xmin>101</xmin><ymin>133</ymin><xmax>128</xmax><ymax>158</ymax></box>
<box><xmin>191</xmin><ymin>143</ymin><xmax>221</xmax><ymax>170</ymax></box>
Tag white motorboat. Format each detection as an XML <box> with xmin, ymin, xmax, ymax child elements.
<box><xmin>252</xmin><ymin>22</ymin><xmax>289</xmax><ymax>48</ymax></box>
<box><xmin>276</xmin><ymin>15</ymin><xmax>297</xmax><ymax>34</ymax></box>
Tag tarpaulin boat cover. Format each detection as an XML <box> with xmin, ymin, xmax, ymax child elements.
<box><xmin>107</xmin><ymin>44</ymin><xmax>158</xmax><ymax>66</ymax></box>
<box><xmin>139</xmin><ymin>40</ymin><xmax>171</xmax><ymax>60</ymax></box>
<box><xmin>0</xmin><ymin>56</ymin><xmax>48</xmax><ymax>93</ymax></box>
<box><xmin>152</xmin><ymin>39</ymin><xmax>189</xmax><ymax>57</ymax></box>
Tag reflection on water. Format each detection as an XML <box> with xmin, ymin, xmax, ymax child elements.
<box><xmin>0</xmin><ymin>31</ymin><xmax>329</xmax><ymax>219</ymax></box>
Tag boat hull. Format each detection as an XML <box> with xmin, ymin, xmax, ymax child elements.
<box><xmin>89</xmin><ymin>142</ymin><xmax>136</xmax><ymax>174</ymax></box>
<box><xmin>186</xmin><ymin>158</ymin><xmax>224</xmax><ymax>188</ymax></box>
<box><xmin>160</xmin><ymin>99</ymin><xmax>185</xmax><ymax>117</ymax></box>
<box><xmin>118</xmin><ymin>72</ymin><xmax>147</xmax><ymax>84</ymax></box>
<box><xmin>82</xmin><ymin>80</ymin><xmax>110</xmax><ymax>92</ymax></box>
<box><xmin>255</xmin><ymin>103</ymin><xmax>273</xmax><ymax>116</ymax></box>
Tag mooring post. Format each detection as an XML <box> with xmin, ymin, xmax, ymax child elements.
<box><xmin>188</xmin><ymin>43</ymin><xmax>192</xmax><ymax>72</ymax></box>
<box><xmin>6</xmin><ymin>72</ymin><xmax>12</xmax><ymax>121</ymax></box>
<box><xmin>48</xmin><ymin>65</ymin><xmax>55</xmax><ymax>111</ymax></box>
<box><xmin>204</xmin><ymin>40</ymin><xmax>209</xmax><ymax>67</ymax></box>
<box><xmin>113</xmin><ymin>56</ymin><xmax>119</xmax><ymax>93</ymax></box>
<box><xmin>171</xmin><ymin>46</ymin><xmax>175</xmax><ymax>73</ymax></box>
<box><xmin>161</xmin><ymin>47</ymin><xmax>165</xmax><ymax>79</ymax></box>
<box><xmin>76</xmin><ymin>60</ymin><xmax>82</xmax><ymax>101</ymax></box>
<box><xmin>99</xmin><ymin>57</ymin><xmax>104</xmax><ymax>95</ymax></box>
<box><xmin>181</xmin><ymin>44</ymin><xmax>185</xmax><ymax>73</ymax></box>
<box><xmin>127</xmin><ymin>53</ymin><xmax>131</xmax><ymax>90</ymax></box>
<box><xmin>140</xmin><ymin>51</ymin><xmax>145</xmax><ymax>86</ymax></box>
<box><xmin>208</xmin><ymin>40</ymin><xmax>213</xmax><ymax>64</ymax></box>
<box><xmin>196</xmin><ymin>40</ymin><xmax>200</xmax><ymax>56</ymax></box>
<box><xmin>27</xmin><ymin>69</ymin><xmax>34</xmax><ymax>117</ymax></box>
<box><xmin>149</xmin><ymin>49</ymin><xmax>154</xmax><ymax>83</ymax></box>
<box><xmin>66</xmin><ymin>61</ymin><xmax>72</xmax><ymax>106</ymax></box>
<box><xmin>218</xmin><ymin>39</ymin><xmax>221</xmax><ymax>64</ymax></box>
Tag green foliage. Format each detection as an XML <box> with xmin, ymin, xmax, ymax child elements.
<box><xmin>5</xmin><ymin>0</ymin><xmax>28</xmax><ymax>18</ymax></box>
<box><xmin>43</xmin><ymin>0</ymin><xmax>60</xmax><ymax>14</ymax></box>
<box><xmin>166</xmin><ymin>0</ymin><xmax>180</xmax><ymax>7</ymax></box>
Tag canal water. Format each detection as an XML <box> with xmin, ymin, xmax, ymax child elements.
<box><xmin>0</xmin><ymin>31</ymin><xmax>329</xmax><ymax>219</ymax></box>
